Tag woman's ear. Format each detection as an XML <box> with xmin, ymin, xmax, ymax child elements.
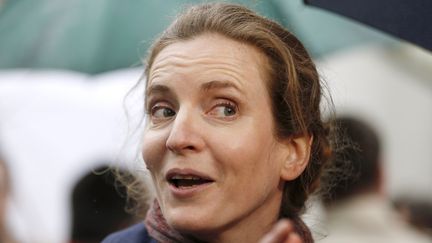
<box><xmin>280</xmin><ymin>135</ymin><xmax>313</xmax><ymax>181</ymax></box>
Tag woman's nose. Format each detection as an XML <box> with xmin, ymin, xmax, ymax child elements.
<box><xmin>165</xmin><ymin>108</ymin><xmax>205</xmax><ymax>154</ymax></box>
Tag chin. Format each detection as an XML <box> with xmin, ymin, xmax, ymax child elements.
<box><xmin>165</xmin><ymin>206</ymin><xmax>219</xmax><ymax>234</ymax></box>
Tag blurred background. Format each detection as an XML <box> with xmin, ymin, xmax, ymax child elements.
<box><xmin>0</xmin><ymin>0</ymin><xmax>431</xmax><ymax>242</ymax></box>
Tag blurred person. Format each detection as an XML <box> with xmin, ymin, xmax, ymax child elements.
<box><xmin>70</xmin><ymin>165</ymin><xmax>138</xmax><ymax>243</ymax></box>
<box><xmin>393</xmin><ymin>197</ymin><xmax>432</xmax><ymax>237</ymax></box>
<box><xmin>103</xmin><ymin>2</ymin><xmax>336</xmax><ymax>243</ymax></box>
<box><xmin>320</xmin><ymin>117</ymin><xmax>430</xmax><ymax>242</ymax></box>
<box><xmin>0</xmin><ymin>154</ymin><xmax>16</xmax><ymax>243</ymax></box>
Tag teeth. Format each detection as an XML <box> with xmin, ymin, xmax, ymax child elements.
<box><xmin>171</xmin><ymin>175</ymin><xmax>201</xmax><ymax>180</ymax></box>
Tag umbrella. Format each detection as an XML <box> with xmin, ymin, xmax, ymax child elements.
<box><xmin>0</xmin><ymin>0</ymin><xmax>283</xmax><ymax>74</ymax></box>
<box><xmin>304</xmin><ymin>0</ymin><xmax>432</xmax><ymax>51</ymax></box>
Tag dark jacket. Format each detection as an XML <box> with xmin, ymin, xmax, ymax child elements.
<box><xmin>102</xmin><ymin>223</ymin><xmax>156</xmax><ymax>243</ymax></box>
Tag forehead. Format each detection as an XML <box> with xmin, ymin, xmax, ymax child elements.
<box><xmin>148</xmin><ymin>33</ymin><xmax>270</xmax><ymax>84</ymax></box>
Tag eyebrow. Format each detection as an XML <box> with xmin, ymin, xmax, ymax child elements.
<box><xmin>145</xmin><ymin>80</ymin><xmax>243</xmax><ymax>99</ymax></box>
<box><xmin>200</xmin><ymin>80</ymin><xmax>242</xmax><ymax>93</ymax></box>
<box><xmin>146</xmin><ymin>84</ymin><xmax>171</xmax><ymax>97</ymax></box>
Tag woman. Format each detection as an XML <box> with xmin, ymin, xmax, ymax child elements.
<box><xmin>104</xmin><ymin>3</ymin><xmax>332</xmax><ymax>243</ymax></box>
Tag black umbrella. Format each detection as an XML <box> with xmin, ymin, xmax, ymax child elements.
<box><xmin>304</xmin><ymin>0</ymin><xmax>432</xmax><ymax>51</ymax></box>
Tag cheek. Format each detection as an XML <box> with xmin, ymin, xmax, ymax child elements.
<box><xmin>141</xmin><ymin>130</ymin><xmax>167</xmax><ymax>171</ymax></box>
<box><xmin>215</xmin><ymin>132</ymin><xmax>280</xmax><ymax>178</ymax></box>
<box><xmin>217</xmin><ymin>142</ymin><xmax>283</xmax><ymax>211</ymax></box>
<box><xmin>224</xmin><ymin>126</ymin><xmax>284</xmax><ymax>186</ymax></box>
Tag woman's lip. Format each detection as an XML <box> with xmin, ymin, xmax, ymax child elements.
<box><xmin>165</xmin><ymin>168</ymin><xmax>215</xmax><ymax>198</ymax></box>
<box><xmin>168</xmin><ymin>181</ymin><xmax>214</xmax><ymax>198</ymax></box>
<box><xmin>165</xmin><ymin>168</ymin><xmax>214</xmax><ymax>181</ymax></box>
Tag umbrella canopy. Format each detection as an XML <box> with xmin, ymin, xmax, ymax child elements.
<box><xmin>304</xmin><ymin>0</ymin><xmax>432</xmax><ymax>51</ymax></box>
<box><xmin>0</xmin><ymin>0</ymin><xmax>282</xmax><ymax>74</ymax></box>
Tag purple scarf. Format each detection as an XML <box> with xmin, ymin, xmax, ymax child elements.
<box><xmin>145</xmin><ymin>200</ymin><xmax>197</xmax><ymax>243</ymax></box>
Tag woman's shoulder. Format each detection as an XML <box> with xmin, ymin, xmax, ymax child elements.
<box><xmin>102</xmin><ymin>223</ymin><xmax>156</xmax><ymax>243</ymax></box>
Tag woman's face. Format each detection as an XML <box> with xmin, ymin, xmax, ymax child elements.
<box><xmin>143</xmin><ymin>34</ymin><xmax>292</xmax><ymax>239</ymax></box>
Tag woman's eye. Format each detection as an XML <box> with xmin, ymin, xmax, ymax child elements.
<box><xmin>209</xmin><ymin>102</ymin><xmax>238</xmax><ymax>118</ymax></box>
<box><xmin>151</xmin><ymin>106</ymin><xmax>176</xmax><ymax>119</ymax></box>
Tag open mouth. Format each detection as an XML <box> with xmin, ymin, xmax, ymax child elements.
<box><xmin>168</xmin><ymin>175</ymin><xmax>213</xmax><ymax>188</ymax></box>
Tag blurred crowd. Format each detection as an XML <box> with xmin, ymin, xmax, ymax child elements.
<box><xmin>1</xmin><ymin>115</ymin><xmax>431</xmax><ymax>242</ymax></box>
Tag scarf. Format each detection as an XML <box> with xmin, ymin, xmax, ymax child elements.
<box><xmin>145</xmin><ymin>199</ymin><xmax>313</xmax><ymax>243</ymax></box>
<box><xmin>145</xmin><ymin>199</ymin><xmax>197</xmax><ymax>243</ymax></box>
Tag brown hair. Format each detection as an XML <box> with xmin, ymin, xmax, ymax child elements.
<box><xmin>323</xmin><ymin>117</ymin><xmax>380</xmax><ymax>205</ymax></box>
<box><xmin>137</xmin><ymin>2</ymin><xmax>332</xmax><ymax>241</ymax></box>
